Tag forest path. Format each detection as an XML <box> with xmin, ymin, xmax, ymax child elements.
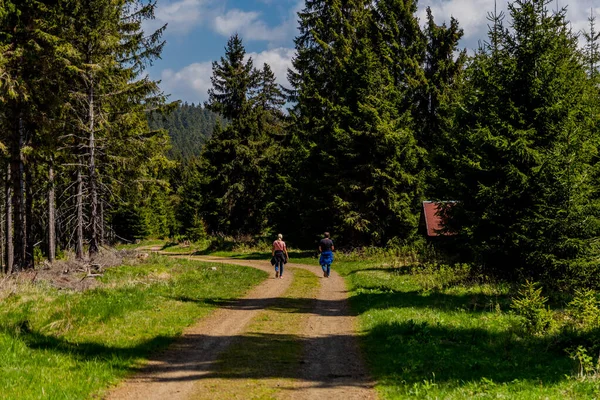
<box><xmin>106</xmin><ymin>250</ymin><xmax>376</xmax><ymax>400</ymax></box>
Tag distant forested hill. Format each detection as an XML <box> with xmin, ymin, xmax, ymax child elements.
<box><xmin>150</xmin><ymin>103</ymin><xmax>221</xmax><ymax>159</ymax></box>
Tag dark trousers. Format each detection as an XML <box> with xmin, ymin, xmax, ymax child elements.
<box><xmin>274</xmin><ymin>250</ymin><xmax>285</xmax><ymax>276</ymax></box>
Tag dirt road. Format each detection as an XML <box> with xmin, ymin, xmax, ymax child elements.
<box><xmin>106</xmin><ymin>254</ymin><xmax>376</xmax><ymax>400</ymax></box>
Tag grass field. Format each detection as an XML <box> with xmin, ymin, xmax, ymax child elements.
<box><xmin>0</xmin><ymin>254</ymin><xmax>266</xmax><ymax>400</ymax></box>
<box><xmin>19</xmin><ymin>238</ymin><xmax>598</xmax><ymax>399</ymax></box>
<box><xmin>333</xmin><ymin>260</ymin><xmax>600</xmax><ymax>399</ymax></box>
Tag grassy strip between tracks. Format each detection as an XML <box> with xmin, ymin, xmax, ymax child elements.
<box><xmin>190</xmin><ymin>267</ymin><xmax>320</xmax><ymax>400</ymax></box>
<box><xmin>0</xmin><ymin>254</ymin><xmax>267</xmax><ymax>400</ymax></box>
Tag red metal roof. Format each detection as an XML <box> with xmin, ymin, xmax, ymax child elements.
<box><xmin>422</xmin><ymin>201</ymin><xmax>455</xmax><ymax>237</ymax></box>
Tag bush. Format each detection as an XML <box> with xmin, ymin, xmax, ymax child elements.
<box><xmin>567</xmin><ymin>289</ymin><xmax>600</xmax><ymax>329</ymax></box>
<box><xmin>511</xmin><ymin>280</ymin><xmax>553</xmax><ymax>334</ymax></box>
<box><xmin>185</xmin><ymin>217</ymin><xmax>208</xmax><ymax>242</ymax></box>
<box><xmin>567</xmin><ymin>345</ymin><xmax>600</xmax><ymax>380</ymax></box>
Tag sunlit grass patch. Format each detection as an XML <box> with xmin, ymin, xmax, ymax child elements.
<box><xmin>334</xmin><ymin>259</ymin><xmax>600</xmax><ymax>399</ymax></box>
<box><xmin>0</xmin><ymin>256</ymin><xmax>266</xmax><ymax>399</ymax></box>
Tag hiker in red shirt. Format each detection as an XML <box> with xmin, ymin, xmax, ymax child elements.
<box><xmin>272</xmin><ymin>233</ymin><xmax>289</xmax><ymax>279</ymax></box>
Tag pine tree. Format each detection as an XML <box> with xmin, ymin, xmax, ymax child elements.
<box><xmin>584</xmin><ymin>10</ymin><xmax>600</xmax><ymax>81</ymax></box>
<box><xmin>201</xmin><ymin>35</ymin><xmax>270</xmax><ymax>235</ymax></box>
<box><xmin>417</xmin><ymin>7</ymin><xmax>466</xmax><ymax>198</ymax></box>
<box><xmin>286</xmin><ymin>0</ymin><xmax>428</xmax><ymax>246</ymax></box>
<box><xmin>255</xmin><ymin>63</ymin><xmax>286</xmax><ymax>113</ymax></box>
<box><xmin>63</xmin><ymin>0</ymin><xmax>170</xmax><ymax>256</ymax></box>
<box><xmin>206</xmin><ymin>34</ymin><xmax>256</xmax><ymax>120</ymax></box>
<box><xmin>0</xmin><ymin>0</ymin><xmax>67</xmax><ymax>270</ymax></box>
<box><xmin>450</xmin><ymin>0</ymin><xmax>600</xmax><ymax>284</ymax></box>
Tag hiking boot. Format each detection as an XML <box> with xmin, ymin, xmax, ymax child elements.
<box><xmin>275</xmin><ymin>271</ymin><xmax>279</xmax><ymax>278</ymax></box>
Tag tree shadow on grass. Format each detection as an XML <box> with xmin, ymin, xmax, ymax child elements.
<box><xmin>170</xmin><ymin>295</ymin><xmax>352</xmax><ymax>317</ymax></box>
<box><xmin>0</xmin><ymin>321</ymin><xmax>174</xmax><ymax>370</ymax></box>
<box><xmin>160</xmin><ymin>241</ymin><xmax>179</xmax><ymax>250</ymax></box>
<box><xmin>173</xmin><ymin>289</ymin><xmax>508</xmax><ymax>317</ymax></box>
<box><xmin>0</xmin><ymin>306</ymin><xmax>594</xmax><ymax>394</ymax></box>
<box><xmin>362</xmin><ymin>320</ymin><xmax>580</xmax><ymax>391</ymax></box>
<box><xmin>351</xmin><ymin>289</ymin><xmax>512</xmax><ymax>314</ymax></box>
<box><xmin>2</xmin><ymin>322</ymin><xmax>582</xmax><ymax>391</ymax></box>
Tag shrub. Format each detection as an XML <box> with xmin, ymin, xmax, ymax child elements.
<box><xmin>511</xmin><ymin>280</ymin><xmax>553</xmax><ymax>334</ymax></box>
<box><xmin>567</xmin><ymin>288</ymin><xmax>600</xmax><ymax>329</ymax></box>
<box><xmin>185</xmin><ymin>217</ymin><xmax>208</xmax><ymax>242</ymax></box>
<box><xmin>567</xmin><ymin>345</ymin><xmax>600</xmax><ymax>380</ymax></box>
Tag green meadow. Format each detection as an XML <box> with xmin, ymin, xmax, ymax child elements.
<box><xmin>0</xmin><ymin>255</ymin><xmax>265</xmax><ymax>400</ymax></box>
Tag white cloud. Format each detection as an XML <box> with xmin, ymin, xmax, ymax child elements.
<box><xmin>157</xmin><ymin>0</ymin><xmax>206</xmax><ymax>34</ymax></box>
<box><xmin>213</xmin><ymin>9</ymin><xmax>270</xmax><ymax>40</ymax></box>
<box><xmin>145</xmin><ymin>0</ymin><xmax>302</xmax><ymax>45</ymax></box>
<box><xmin>418</xmin><ymin>0</ymin><xmax>509</xmax><ymax>51</ymax></box>
<box><xmin>160</xmin><ymin>48</ymin><xmax>295</xmax><ymax>104</ymax></box>
<box><xmin>143</xmin><ymin>0</ymin><xmax>217</xmax><ymax>36</ymax></box>
<box><xmin>248</xmin><ymin>47</ymin><xmax>295</xmax><ymax>89</ymax></box>
<box><xmin>161</xmin><ymin>62</ymin><xmax>213</xmax><ymax>105</ymax></box>
<box><xmin>211</xmin><ymin>1</ymin><xmax>302</xmax><ymax>46</ymax></box>
<box><xmin>418</xmin><ymin>0</ymin><xmax>600</xmax><ymax>51</ymax></box>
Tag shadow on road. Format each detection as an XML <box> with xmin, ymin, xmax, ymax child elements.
<box><xmin>0</xmin><ymin>286</ymin><xmax>584</xmax><ymax>390</ymax></box>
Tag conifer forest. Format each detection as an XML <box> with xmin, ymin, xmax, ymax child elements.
<box><xmin>2</xmin><ymin>0</ymin><xmax>600</xmax><ymax>289</ymax></box>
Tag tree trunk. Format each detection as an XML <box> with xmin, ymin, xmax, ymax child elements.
<box><xmin>3</xmin><ymin>165</ymin><xmax>11</xmax><ymax>274</ymax></box>
<box><xmin>5</xmin><ymin>170</ymin><xmax>12</xmax><ymax>274</ymax></box>
<box><xmin>76</xmin><ymin>166</ymin><xmax>84</xmax><ymax>260</ymax></box>
<box><xmin>88</xmin><ymin>82</ymin><xmax>99</xmax><ymax>255</ymax></box>
<box><xmin>48</xmin><ymin>164</ymin><xmax>56</xmax><ymax>262</ymax></box>
<box><xmin>99</xmin><ymin>200</ymin><xmax>104</xmax><ymax>247</ymax></box>
<box><xmin>0</xmin><ymin>174</ymin><xmax>4</xmax><ymax>274</ymax></box>
<box><xmin>11</xmin><ymin>116</ymin><xmax>26</xmax><ymax>272</ymax></box>
<box><xmin>25</xmin><ymin>166</ymin><xmax>33</xmax><ymax>268</ymax></box>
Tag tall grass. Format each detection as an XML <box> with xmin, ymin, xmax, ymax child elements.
<box><xmin>0</xmin><ymin>255</ymin><xmax>266</xmax><ymax>400</ymax></box>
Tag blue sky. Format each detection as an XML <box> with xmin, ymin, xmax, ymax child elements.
<box><xmin>145</xmin><ymin>0</ymin><xmax>599</xmax><ymax>105</ymax></box>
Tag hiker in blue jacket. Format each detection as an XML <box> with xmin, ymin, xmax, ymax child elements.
<box><xmin>319</xmin><ymin>232</ymin><xmax>335</xmax><ymax>278</ymax></box>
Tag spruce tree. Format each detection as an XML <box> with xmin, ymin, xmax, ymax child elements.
<box><xmin>64</xmin><ymin>0</ymin><xmax>170</xmax><ymax>256</ymax></box>
<box><xmin>450</xmin><ymin>0</ymin><xmax>600</xmax><ymax>285</ymax></box>
<box><xmin>286</xmin><ymin>0</ymin><xmax>428</xmax><ymax>245</ymax></box>
<box><xmin>201</xmin><ymin>35</ymin><xmax>270</xmax><ymax>235</ymax></box>
<box><xmin>0</xmin><ymin>0</ymin><xmax>66</xmax><ymax>270</ymax></box>
<box><xmin>206</xmin><ymin>34</ymin><xmax>256</xmax><ymax>120</ymax></box>
<box><xmin>417</xmin><ymin>8</ymin><xmax>467</xmax><ymax>198</ymax></box>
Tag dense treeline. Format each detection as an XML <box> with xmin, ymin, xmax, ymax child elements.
<box><xmin>149</xmin><ymin>103</ymin><xmax>220</xmax><ymax>160</ymax></box>
<box><xmin>3</xmin><ymin>0</ymin><xmax>600</xmax><ymax>288</ymax></box>
<box><xmin>0</xmin><ymin>0</ymin><xmax>172</xmax><ymax>272</ymax></box>
<box><xmin>181</xmin><ymin>0</ymin><xmax>465</xmax><ymax>246</ymax></box>
<box><xmin>177</xmin><ymin>0</ymin><xmax>600</xmax><ymax>288</ymax></box>
<box><xmin>442</xmin><ymin>1</ymin><xmax>600</xmax><ymax>285</ymax></box>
